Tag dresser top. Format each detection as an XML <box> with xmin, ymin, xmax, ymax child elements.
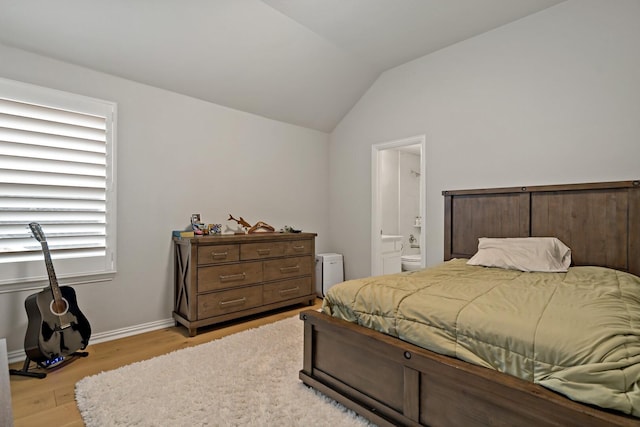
<box><xmin>174</xmin><ymin>232</ymin><xmax>316</xmax><ymax>245</ymax></box>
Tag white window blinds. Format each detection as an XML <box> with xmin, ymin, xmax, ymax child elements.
<box><xmin>0</xmin><ymin>78</ymin><xmax>116</xmax><ymax>287</ymax></box>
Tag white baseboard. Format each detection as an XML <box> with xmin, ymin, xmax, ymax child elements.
<box><xmin>7</xmin><ymin>318</ymin><xmax>175</xmax><ymax>365</ymax></box>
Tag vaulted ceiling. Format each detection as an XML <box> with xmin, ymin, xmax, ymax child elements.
<box><xmin>0</xmin><ymin>0</ymin><xmax>563</xmax><ymax>132</ymax></box>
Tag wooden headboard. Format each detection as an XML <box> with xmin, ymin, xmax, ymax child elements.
<box><xmin>443</xmin><ymin>180</ymin><xmax>640</xmax><ymax>277</ymax></box>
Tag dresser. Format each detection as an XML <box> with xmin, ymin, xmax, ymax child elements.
<box><xmin>173</xmin><ymin>232</ymin><xmax>317</xmax><ymax>336</ymax></box>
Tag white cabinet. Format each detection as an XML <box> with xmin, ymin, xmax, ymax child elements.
<box><xmin>380</xmin><ymin>235</ymin><xmax>402</xmax><ymax>274</ymax></box>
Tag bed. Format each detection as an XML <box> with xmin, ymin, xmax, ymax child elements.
<box><xmin>299</xmin><ymin>180</ymin><xmax>640</xmax><ymax>427</ymax></box>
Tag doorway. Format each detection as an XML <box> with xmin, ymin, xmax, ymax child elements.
<box><xmin>371</xmin><ymin>135</ymin><xmax>426</xmax><ymax>276</ymax></box>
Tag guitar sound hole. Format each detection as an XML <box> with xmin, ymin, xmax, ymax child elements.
<box><xmin>50</xmin><ymin>298</ymin><xmax>69</xmax><ymax>316</ymax></box>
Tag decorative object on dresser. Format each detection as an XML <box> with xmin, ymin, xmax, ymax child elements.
<box><xmin>227</xmin><ymin>214</ymin><xmax>276</xmax><ymax>234</ymax></box>
<box><xmin>10</xmin><ymin>222</ymin><xmax>91</xmax><ymax>379</ymax></box>
<box><xmin>227</xmin><ymin>213</ymin><xmax>251</xmax><ymax>230</ymax></box>
<box><xmin>173</xmin><ymin>232</ymin><xmax>317</xmax><ymax>336</ymax></box>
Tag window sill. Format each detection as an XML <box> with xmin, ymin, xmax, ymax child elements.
<box><xmin>0</xmin><ymin>271</ymin><xmax>116</xmax><ymax>294</ymax></box>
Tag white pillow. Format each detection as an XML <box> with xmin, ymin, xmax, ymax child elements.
<box><xmin>466</xmin><ymin>237</ymin><xmax>572</xmax><ymax>272</ymax></box>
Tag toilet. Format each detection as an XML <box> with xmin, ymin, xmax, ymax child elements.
<box><xmin>401</xmin><ymin>254</ymin><xmax>422</xmax><ymax>271</ymax></box>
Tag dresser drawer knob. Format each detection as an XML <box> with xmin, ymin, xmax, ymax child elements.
<box><xmin>279</xmin><ymin>265</ymin><xmax>300</xmax><ymax>273</ymax></box>
<box><xmin>279</xmin><ymin>286</ymin><xmax>300</xmax><ymax>295</ymax></box>
<box><xmin>219</xmin><ymin>272</ymin><xmax>246</xmax><ymax>282</ymax></box>
<box><xmin>257</xmin><ymin>248</ymin><xmax>271</xmax><ymax>255</ymax></box>
<box><xmin>219</xmin><ymin>297</ymin><xmax>247</xmax><ymax>306</ymax></box>
<box><xmin>292</xmin><ymin>245</ymin><xmax>305</xmax><ymax>251</ymax></box>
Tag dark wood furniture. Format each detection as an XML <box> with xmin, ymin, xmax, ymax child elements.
<box><xmin>174</xmin><ymin>232</ymin><xmax>316</xmax><ymax>336</ymax></box>
<box><xmin>300</xmin><ymin>180</ymin><xmax>640</xmax><ymax>427</ymax></box>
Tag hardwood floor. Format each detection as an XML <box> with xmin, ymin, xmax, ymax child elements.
<box><xmin>8</xmin><ymin>300</ymin><xmax>322</xmax><ymax>427</ymax></box>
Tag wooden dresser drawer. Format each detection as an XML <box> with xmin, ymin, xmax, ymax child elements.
<box><xmin>197</xmin><ymin>244</ymin><xmax>239</xmax><ymax>265</ymax></box>
<box><xmin>240</xmin><ymin>241</ymin><xmax>287</xmax><ymax>260</ymax></box>
<box><xmin>197</xmin><ymin>261</ymin><xmax>262</xmax><ymax>292</ymax></box>
<box><xmin>198</xmin><ymin>285</ymin><xmax>263</xmax><ymax>318</ymax></box>
<box><xmin>263</xmin><ymin>256</ymin><xmax>312</xmax><ymax>281</ymax></box>
<box><xmin>263</xmin><ymin>277</ymin><xmax>312</xmax><ymax>305</ymax></box>
<box><xmin>286</xmin><ymin>239</ymin><xmax>313</xmax><ymax>256</ymax></box>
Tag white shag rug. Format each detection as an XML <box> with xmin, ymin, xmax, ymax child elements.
<box><xmin>75</xmin><ymin>316</ymin><xmax>375</xmax><ymax>426</ymax></box>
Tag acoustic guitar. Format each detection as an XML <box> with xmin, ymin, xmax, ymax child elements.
<box><xmin>23</xmin><ymin>222</ymin><xmax>91</xmax><ymax>365</ymax></box>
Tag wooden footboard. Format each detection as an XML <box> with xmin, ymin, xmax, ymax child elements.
<box><xmin>299</xmin><ymin>310</ymin><xmax>638</xmax><ymax>427</ymax></box>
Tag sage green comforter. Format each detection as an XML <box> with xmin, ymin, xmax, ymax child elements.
<box><xmin>321</xmin><ymin>259</ymin><xmax>640</xmax><ymax>416</ymax></box>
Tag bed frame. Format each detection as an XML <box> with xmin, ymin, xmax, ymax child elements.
<box><xmin>300</xmin><ymin>180</ymin><xmax>640</xmax><ymax>426</ymax></box>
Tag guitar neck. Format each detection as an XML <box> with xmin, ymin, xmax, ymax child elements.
<box><xmin>40</xmin><ymin>241</ymin><xmax>62</xmax><ymax>298</ymax></box>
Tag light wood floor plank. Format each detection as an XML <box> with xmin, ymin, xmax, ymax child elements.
<box><xmin>9</xmin><ymin>301</ymin><xmax>321</xmax><ymax>426</ymax></box>
<box><xmin>11</xmin><ymin>389</ymin><xmax>56</xmax><ymax>419</ymax></box>
<box><xmin>14</xmin><ymin>401</ymin><xmax>81</xmax><ymax>427</ymax></box>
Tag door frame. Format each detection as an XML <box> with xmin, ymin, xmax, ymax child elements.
<box><xmin>371</xmin><ymin>134</ymin><xmax>426</xmax><ymax>276</ymax></box>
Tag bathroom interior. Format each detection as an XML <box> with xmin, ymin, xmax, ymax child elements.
<box><xmin>379</xmin><ymin>144</ymin><xmax>423</xmax><ymax>272</ymax></box>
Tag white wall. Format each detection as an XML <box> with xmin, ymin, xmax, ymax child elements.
<box><xmin>0</xmin><ymin>44</ymin><xmax>330</xmax><ymax>357</ymax></box>
<box><xmin>330</xmin><ymin>0</ymin><xmax>640</xmax><ymax>279</ymax></box>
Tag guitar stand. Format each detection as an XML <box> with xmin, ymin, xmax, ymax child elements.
<box><xmin>9</xmin><ymin>351</ymin><xmax>89</xmax><ymax>379</ymax></box>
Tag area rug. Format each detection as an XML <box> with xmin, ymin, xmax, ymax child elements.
<box><xmin>75</xmin><ymin>316</ymin><xmax>374</xmax><ymax>426</ymax></box>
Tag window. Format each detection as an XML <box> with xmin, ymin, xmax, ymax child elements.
<box><xmin>0</xmin><ymin>78</ymin><xmax>116</xmax><ymax>288</ymax></box>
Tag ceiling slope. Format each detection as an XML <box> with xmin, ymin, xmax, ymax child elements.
<box><xmin>0</xmin><ymin>0</ymin><xmax>563</xmax><ymax>132</ymax></box>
